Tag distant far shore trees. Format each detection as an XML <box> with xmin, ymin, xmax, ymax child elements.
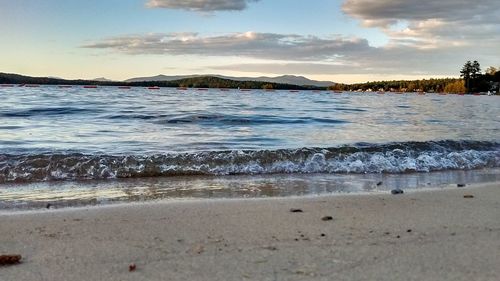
<box><xmin>330</xmin><ymin>61</ymin><xmax>499</xmax><ymax>94</ymax></box>
<box><xmin>2</xmin><ymin>62</ymin><xmax>499</xmax><ymax>93</ymax></box>
<box><xmin>334</xmin><ymin>78</ymin><xmax>463</xmax><ymax>93</ymax></box>
<box><xmin>458</xmin><ymin>60</ymin><xmax>498</xmax><ymax>93</ymax></box>
<box><xmin>444</xmin><ymin>80</ymin><xmax>466</xmax><ymax>94</ymax></box>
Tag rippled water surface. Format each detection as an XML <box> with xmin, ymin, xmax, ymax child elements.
<box><xmin>0</xmin><ymin>86</ymin><xmax>499</xmax><ymax>208</ymax></box>
<box><xmin>1</xmin><ymin>86</ymin><xmax>498</xmax><ymax>154</ymax></box>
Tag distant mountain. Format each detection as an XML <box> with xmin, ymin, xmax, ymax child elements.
<box><xmin>93</xmin><ymin>77</ymin><xmax>113</xmax><ymax>82</ymax></box>
<box><xmin>0</xmin><ymin>72</ymin><xmax>326</xmax><ymax>90</ymax></box>
<box><xmin>228</xmin><ymin>75</ymin><xmax>335</xmax><ymax>87</ymax></box>
<box><xmin>0</xmin><ymin>73</ymin><xmax>70</xmax><ymax>84</ymax></box>
<box><xmin>125</xmin><ymin>75</ymin><xmax>199</xmax><ymax>83</ymax></box>
<box><xmin>126</xmin><ymin>74</ymin><xmax>335</xmax><ymax>87</ymax></box>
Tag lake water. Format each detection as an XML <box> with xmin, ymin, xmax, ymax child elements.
<box><xmin>0</xmin><ymin>86</ymin><xmax>499</xmax><ymax>208</ymax></box>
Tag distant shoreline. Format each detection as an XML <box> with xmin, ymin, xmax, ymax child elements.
<box><xmin>0</xmin><ymin>72</ymin><xmax>325</xmax><ymax>90</ymax></box>
<box><xmin>1</xmin><ymin>83</ymin><xmax>497</xmax><ymax>95</ymax></box>
<box><xmin>2</xmin><ymin>72</ymin><xmax>499</xmax><ymax>94</ymax></box>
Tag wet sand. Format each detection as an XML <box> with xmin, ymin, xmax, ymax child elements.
<box><xmin>1</xmin><ymin>182</ymin><xmax>499</xmax><ymax>280</ymax></box>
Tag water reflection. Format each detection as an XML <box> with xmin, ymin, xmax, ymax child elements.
<box><xmin>1</xmin><ymin>169</ymin><xmax>498</xmax><ymax>210</ymax></box>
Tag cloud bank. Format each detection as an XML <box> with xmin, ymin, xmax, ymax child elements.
<box><xmin>83</xmin><ymin>32</ymin><xmax>370</xmax><ymax>61</ymax></box>
<box><xmin>81</xmin><ymin>31</ymin><xmax>469</xmax><ymax>75</ymax></box>
<box><xmin>146</xmin><ymin>0</ymin><xmax>260</xmax><ymax>11</ymax></box>
<box><xmin>83</xmin><ymin>0</ymin><xmax>500</xmax><ymax>77</ymax></box>
<box><xmin>342</xmin><ymin>0</ymin><xmax>498</xmax><ymax>27</ymax></box>
<box><xmin>342</xmin><ymin>0</ymin><xmax>500</xmax><ymax>50</ymax></box>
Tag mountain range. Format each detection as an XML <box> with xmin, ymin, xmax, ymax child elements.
<box><xmin>125</xmin><ymin>74</ymin><xmax>335</xmax><ymax>87</ymax></box>
<box><xmin>0</xmin><ymin>72</ymin><xmax>331</xmax><ymax>90</ymax></box>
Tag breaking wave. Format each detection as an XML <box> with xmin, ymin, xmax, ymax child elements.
<box><xmin>0</xmin><ymin>140</ymin><xmax>498</xmax><ymax>184</ymax></box>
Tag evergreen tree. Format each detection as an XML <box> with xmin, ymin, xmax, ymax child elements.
<box><xmin>471</xmin><ymin>60</ymin><xmax>481</xmax><ymax>80</ymax></box>
<box><xmin>460</xmin><ymin>61</ymin><xmax>472</xmax><ymax>92</ymax></box>
<box><xmin>460</xmin><ymin>60</ymin><xmax>482</xmax><ymax>92</ymax></box>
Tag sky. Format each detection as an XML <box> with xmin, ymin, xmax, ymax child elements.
<box><xmin>0</xmin><ymin>0</ymin><xmax>499</xmax><ymax>83</ymax></box>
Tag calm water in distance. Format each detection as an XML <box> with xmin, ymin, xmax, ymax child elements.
<box><xmin>1</xmin><ymin>86</ymin><xmax>498</xmax><ymax>155</ymax></box>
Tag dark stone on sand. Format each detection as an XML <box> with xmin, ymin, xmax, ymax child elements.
<box><xmin>391</xmin><ymin>189</ymin><xmax>404</xmax><ymax>195</ymax></box>
<box><xmin>463</xmin><ymin>194</ymin><xmax>474</xmax><ymax>198</ymax></box>
<box><xmin>407</xmin><ymin>229</ymin><xmax>412</xmax><ymax>233</ymax></box>
<box><xmin>290</xmin><ymin>208</ymin><xmax>303</xmax><ymax>213</ymax></box>
<box><xmin>0</xmin><ymin>255</ymin><xmax>22</xmax><ymax>265</ymax></box>
<box><xmin>457</xmin><ymin>183</ymin><xmax>466</xmax><ymax>188</ymax></box>
<box><xmin>321</xmin><ymin>216</ymin><xmax>333</xmax><ymax>221</ymax></box>
<box><xmin>46</xmin><ymin>203</ymin><xmax>51</xmax><ymax>209</ymax></box>
<box><xmin>396</xmin><ymin>235</ymin><xmax>401</xmax><ymax>238</ymax></box>
<box><xmin>128</xmin><ymin>263</ymin><xmax>136</xmax><ymax>272</ymax></box>
<box><xmin>320</xmin><ymin>233</ymin><xmax>326</xmax><ymax>237</ymax></box>
<box><xmin>376</xmin><ymin>181</ymin><xmax>383</xmax><ymax>186</ymax></box>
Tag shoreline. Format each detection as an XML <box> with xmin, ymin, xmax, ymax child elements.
<box><xmin>2</xmin><ymin>168</ymin><xmax>499</xmax><ymax>211</ymax></box>
<box><xmin>0</xmin><ymin>181</ymin><xmax>496</xmax><ymax>215</ymax></box>
<box><xmin>1</xmin><ymin>181</ymin><xmax>499</xmax><ymax>280</ymax></box>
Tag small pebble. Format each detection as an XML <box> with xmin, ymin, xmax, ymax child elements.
<box><xmin>396</xmin><ymin>235</ymin><xmax>401</xmax><ymax>239</ymax></box>
<box><xmin>46</xmin><ymin>203</ymin><xmax>52</xmax><ymax>209</ymax></box>
<box><xmin>290</xmin><ymin>208</ymin><xmax>303</xmax><ymax>213</ymax></box>
<box><xmin>407</xmin><ymin>229</ymin><xmax>412</xmax><ymax>233</ymax></box>
<box><xmin>376</xmin><ymin>181</ymin><xmax>383</xmax><ymax>186</ymax></box>
<box><xmin>0</xmin><ymin>255</ymin><xmax>22</xmax><ymax>265</ymax></box>
<box><xmin>129</xmin><ymin>263</ymin><xmax>136</xmax><ymax>272</ymax></box>
<box><xmin>321</xmin><ymin>216</ymin><xmax>333</xmax><ymax>221</ymax></box>
<box><xmin>391</xmin><ymin>189</ymin><xmax>404</xmax><ymax>195</ymax></box>
<box><xmin>320</xmin><ymin>233</ymin><xmax>326</xmax><ymax>237</ymax></box>
<box><xmin>457</xmin><ymin>183</ymin><xmax>466</xmax><ymax>188</ymax></box>
<box><xmin>463</xmin><ymin>194</ymin><xmax>474</xmax><ymax>198</ymax></box>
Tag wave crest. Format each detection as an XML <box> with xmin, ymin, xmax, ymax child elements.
<box><xmin>1</xmin><ymin>140</ymin><xmax>498</xmax><ymax>184</ymax></box>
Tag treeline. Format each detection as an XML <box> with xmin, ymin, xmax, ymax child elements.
<box><xmin>3</xmin><ymin>67</ymin><xmax>499</xmax><ymax>93</ymax></box>
<box><xmin>460</xmin><ymin>63</ymin><xmax>500</xmax><ymax>92</ymax></box>
<box><xmin>331</xmin><ymin>78</ymin><xmax>464</xmax><ymax>93</ymax></box>
<box><xmin>330</xmin><ymin>63</ymin><xmax>500</xmax><ymax>93</ymax></box>
<box><xmin>0</xmin><ymin>73</ymin><xmax>323</xmax><ymax>90</ymax></box>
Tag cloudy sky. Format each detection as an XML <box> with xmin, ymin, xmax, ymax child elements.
<box><xmin>1</xmin><ymin>0</ymin><xmax>499</xmax><ymax>83</ymax></box>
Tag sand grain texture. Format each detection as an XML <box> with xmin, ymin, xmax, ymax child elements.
<box><xmin>1</xmin><ymin>182</ymin><xmax>499</xmax><ymax>280</ymax></box>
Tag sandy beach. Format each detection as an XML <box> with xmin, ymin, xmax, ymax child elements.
<box><xmin>1</xmin><ymin>182</ymin><xmax>499</xmax><ymax>281</ymax></box>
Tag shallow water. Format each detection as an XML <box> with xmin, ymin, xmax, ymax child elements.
<box><xmin>0</xmin><ymin>86</ymin><xmax>499</xmax><ymax>208</ymax></box>
<box><xmin>1</xmin><ymin>168</ymin><xmax>498</xmax><ymax>210</ymax></box>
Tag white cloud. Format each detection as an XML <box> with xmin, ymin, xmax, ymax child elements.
<box><xmin>342</xmin><ymin>0</ymin><xmax>500</xmax><ymax>49</ymax></box>
<box><xmin>82</xmin><ymin>0</ymin><xmax>500</xmax><ymax>78</ymax></box>
<box><xmin>82</xmin><ymin>32</ymin><xmax>371</xmax><ymax>61</ymax></box>
<box><xmin>146</xmin><ymin>0</ymin><xmax>260</xmax><ymax>11</ymax></box>
<box><xmin>342</xmin><ymin>0</ymin><xmax>499</xmax><ymax>27</ymax></box>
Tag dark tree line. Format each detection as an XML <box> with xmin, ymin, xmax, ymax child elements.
<box><xmin>0</xmin><ymin>73</ymin><xmax>323</xmax><ymax>90</ymax></box>
<box><xmin>460</xmin><ymin>61</ymin><xmax>500</xmax><ymax>93</ymax></box>
<box><xmin>330</xmin><ymin>61</ymin><xmax>499</xmax><ymax>94</ymax></box>
<box><xmin>2</xmin><ymin>65</ymin><xmax>499</xmax><ymax>93</ymax></box>
<box><xmin>331</xmin><ymin>78</ymin><xmax>463</xmax><ymax>93</ymax></box>
<box><xmin>460</xmin><ymin>60</ymin><xmax>486</xmax><ymax>92</ymax></box>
